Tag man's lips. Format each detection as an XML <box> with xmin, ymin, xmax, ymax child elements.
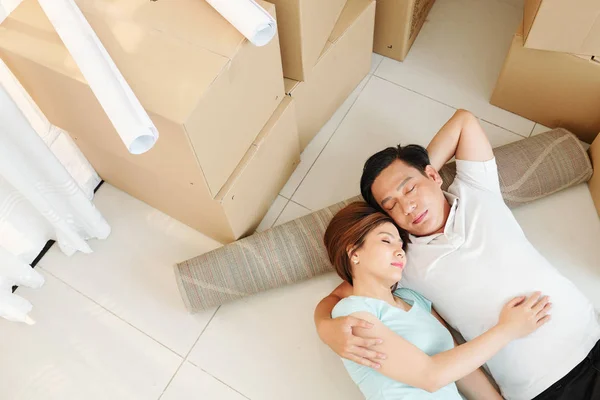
<box><xmin>413</xmin><ymin>210</ymin><xmax>428</xmax><ymax>225</ymax></box>
<box><xmin>391</xmin><ymin>262</ymin><xmax>404</xmax><ymax>269</ymax></box>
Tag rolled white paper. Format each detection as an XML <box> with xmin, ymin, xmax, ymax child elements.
<box><xmin>206</xmin><ymin>0</ymin><xmax>277</xmax><ymax>47</ymax></box>
<box><xmin>37</xmin><ymin>0</ymin><xmax>159</xmax><ymax>155</ymax></box>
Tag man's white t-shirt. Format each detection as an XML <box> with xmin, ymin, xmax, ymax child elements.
<box><xmin>401</xmin><ymin>158</ymin><xmax>600</xmax><ymax>400</ymax></box>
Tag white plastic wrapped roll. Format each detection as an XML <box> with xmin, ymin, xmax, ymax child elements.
<box><xmin>37</xmin><ymin>0</ymin><xmax>159</xmax><ymax>155</ymax></box>
<box><xmin>206</xmin><ymin>0</ymin><xmax>277</xmax><ymax>47</ymax></box>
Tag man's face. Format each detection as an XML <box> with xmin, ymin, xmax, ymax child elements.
<box><xmin>371</xmin><ymin>160</ymin><xmax>447</xmax><ymax>237</ymax></box>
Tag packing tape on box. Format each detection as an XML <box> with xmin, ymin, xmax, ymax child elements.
<box><xmin>206</xmin><ymin>0</ymin><xmax>277</xmax><ymax>47</ymax></box>
<box><xmin>37</xmin><ymin>0</ymin><xmax>159</xmax><ymax>155</ymax></box>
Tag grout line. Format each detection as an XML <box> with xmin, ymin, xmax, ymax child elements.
<box><xmin>288</xmin><ymin>198</ymin><xmax>312</xmax><ymax>211</ymax></box>
<box><xmin>479</xmin><ymin>117</ymin><xmax>529</xmax><ymax>139</ymax></box>
<box><xmin>287</xmin><ymin>73</ymin><xmax>374</xmax><ymax>202</ymax></box>
<box><xmin>199</xmin><ymin>366</ymin><xmax>252</xmax><ymax>400</ymax></box>
<box><xmin>40</xmin><ymin>268</ymin><xmax>188</xmax><ymax>359</ymax></box>
<box><xmin>372</xmin><ymin>75</ymin><xmax>529</xmax><ymax>138</ymax></box>
<box><xmin>158</xmin><ymin>306</ymin><xmax>221</xmax><ymax>399</ymax></box>
<box><xmin>269</xmin><ymin>198</ymin><xmax>291</xmax><ymax>229</ymax></box>
<box><xmin>372</xmin><ymin>55</ymin><xmax>384</xmax><ymax>75</ymax></box>
<box><xmin>529</xmin><ymin>123</ymin><xmax>537</xmax><ymax>137</ymax></box>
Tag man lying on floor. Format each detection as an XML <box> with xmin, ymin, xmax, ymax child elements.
<box><xmin>313</xmin><ymin>109</ymin><xmax>600</xmax><ymax>400</ymax></box>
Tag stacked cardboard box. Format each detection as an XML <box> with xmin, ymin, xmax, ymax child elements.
<box><xmin>0</xmin><ymin>0</ymin><xmax>300</xmax><ymax>244</ymax></box>
<box><xmin>276</xmin><ymin>0</ymin><xmax>376</xmax><ymax>150</ymax></box>
<box><xmin>491</xmin><ymin>0</ymin><xmax>600</xmax><ymax>144</ymax></box>
<box><xmin>373</xmin><ymin>0</ymin><xmax>436</xmax><ymax>62</ymax></box>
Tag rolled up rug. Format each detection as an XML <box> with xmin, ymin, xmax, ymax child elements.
<box><xmin>175</xmin><ymin>129</ymin><xmax>592</xmax><ymax>312</ymax></box>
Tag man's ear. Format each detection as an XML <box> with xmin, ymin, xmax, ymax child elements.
<box><xmin>425</xmin><ymin>165</ymin><xmax>443</xmax><ymax>186</ymax></box>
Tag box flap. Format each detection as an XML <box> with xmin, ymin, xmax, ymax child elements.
<box><xmin>524</xmin><ymin>0</ymin><xmax>600</xmax><ymax>56</ymax></box>
<box><xmin>589</xmin><ymin>134</ymin><xmax>600</xmax><ymax>216</ymax></box>
<box><xmin>284</xmin><ymin>77</ymin><xmax>300</xmax><ymax>95</ymax></box>
<box><xmin>76</xmin><ymin>0</ymin><xmax>278</xmax><ymax>58</ymax></box>
<box><xmin>329</xmin><ymin>0</ymin><xmax>372</xmax><ymax>45</ymax></box>
<box><xmin>0</xmin><ymin>0</ymin><xmax>246</xmax><ymax>122</ymax></box>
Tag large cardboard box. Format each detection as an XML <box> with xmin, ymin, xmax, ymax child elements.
<box><xmin>523</xmin><ymin>0</ymin><xmax>600</xmax><ymax>56</ymax></box>
<box><xmin>373</xmin><ymin>0</ymin><xmax>435</xmax><ymax>62</ymax></box>
<box><xmin>269</xmin><ymin>0</ymin><xmax>347</xmax><ymax>81</ymax></box>
<box><xmin>590</xmin><ymin>135</ymin><xmax>600</xmax><ymax>217</ymax></box>
<box><xmin>284</xmin><ymin>0</ymin><xmax>376</xmax><ymax>150</ymax></box>
<box><xmin>0</xmin><ymin>0</ymin><xmax>295</xmax><ymax>243</ymax></box>
<box><xmin>490</xmin><ymin>24</ymin><xmax>600</xmax><ymax>144</ymax></box>
<box><xmin>0</xmin><ymin>0</ymin><xmax>284</xmax><ymax>198</ymax></box>
<box><xmin>76</xmin><ymin>97</ymin><xmax>300</xmax><ymax>243</ymax></box>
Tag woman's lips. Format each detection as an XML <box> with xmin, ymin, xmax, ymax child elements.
<box><xmin>391</xmin><ymin>262</ymin><xmax>404</xmax><ymax>269</ymax></box>
<box><xmin>413</xmin><ymin>210</ymin><xmax>428</xmax><ymax>225</ymax></box>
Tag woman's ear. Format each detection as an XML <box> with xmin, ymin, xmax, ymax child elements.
<box><xmin>346</xmin><ymin>245</ymin><xmax>359</xmax><ymax>265</ymax></box>
<box><xmin>425</xmin><ymin>165</ymin><xmax>443</xmax><ymax>186</ymax></box>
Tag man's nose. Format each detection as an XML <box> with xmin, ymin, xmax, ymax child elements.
<box><xmin>401</xmin><ymin>199</ymin><xmax>416</xmax><ymax>215</ymax></box>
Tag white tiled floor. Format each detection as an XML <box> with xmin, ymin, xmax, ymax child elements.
<box><xmin>4</xmin><ymin>0</ymin><xmax>600</xmax><ymax>398</ymax></box>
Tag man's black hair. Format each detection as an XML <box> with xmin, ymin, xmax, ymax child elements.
<box><xmin>360</xmin><ymin>144</ymin><xmax>431</xmax><ymax>211</ymax></box>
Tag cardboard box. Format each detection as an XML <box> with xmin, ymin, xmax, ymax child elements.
<box><xmin>589</xmin><ymin>135</ymin><xmax>600</xmax><ymax>217</ymax></box>
<box><xmin>524</xmin><ymin>0</ymin><xmax>600</xmax><ymax>56</ymax></box>
<box><xmin>373</xmin><ymin>0</ymin><xmax>435</xmax><ymax>62</ymax></box>
<box><xmin>75</xmin><ymin>97</ymin><xmax>300</xmax><ymax>243</ymax></box>
<box><xmin>284</xmin><ymin>0</ymin><xmax>376</xmax><ymax>150</ymax></box>
<box><xmin>0</xmin><ymin>0</ymin><xmax>284</xmax><ymax>198</ymax></box>
<box><xmin>490</xmin><ymin>24</ymin><xmax>600</xmax><ymax>144</ymax></box>
<box><xmin>269</xmin><ymin>0</ymin><xmax>347</xmax><ymax>81</ymax></box>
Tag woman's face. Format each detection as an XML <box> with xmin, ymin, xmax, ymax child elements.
<box><xmin>349</xmin><ymin>222</ymin><xmax>406</xmax><ymax>286</ymax></box>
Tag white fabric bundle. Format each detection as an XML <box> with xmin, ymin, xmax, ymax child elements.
<box><xmin>0</xmin><ymin>60</ymin><xmax>100</xmax><ymax>198</ymax></box>
<box><xmin>206</xmin><ymin>0</ymin><xmax>277</xmax><ymax>47</ymax></box>
<box><xmin>37</xmin><ymin>0</ymin><xmax>159</xmax><ymax>155</ymax></box>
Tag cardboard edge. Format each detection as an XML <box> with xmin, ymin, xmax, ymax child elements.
<box><xmin>214</xmin><ymin>97</ymin><xmax>292</xmax><ymax>202</ymax></box>
<box><xmin>588</xmin><ymin>134</ymin><xmax>600</xmax><ymax>216</ymax></box>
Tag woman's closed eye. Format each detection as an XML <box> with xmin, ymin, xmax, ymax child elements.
<box><xmin>407</xmin><ymin>185</ymin><xmax>416</xmax><ymax>193</ymax></box>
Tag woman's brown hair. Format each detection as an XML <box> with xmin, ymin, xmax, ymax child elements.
<box><xmin>323</xmin><ymin>201</ymin><xmax>408</xmax><ymax>286</ymax></box>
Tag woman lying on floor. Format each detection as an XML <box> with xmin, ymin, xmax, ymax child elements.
<box><xmin>324</xmin><ymin>202</ymin><xmax>551</xmax><ymax>399</ymax></box>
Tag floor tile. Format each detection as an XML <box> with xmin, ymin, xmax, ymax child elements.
<box><xmin>370</xmin><ymin>53</ymin><xmax>384</xmax><ymax>74</ymax></box>
<box><xmin>531</xmin><ymin>123</ymin><xmax>551</xmax><ymax>137</ymax></box>
<box><xmin>187</xmin><ymin>273</ymin><xmax>363</xmax><ymax>400</ymax></box>
<box><xmin>292</xmin><ymin>75</ymin><xmax>456</xmax><ymax>211</ymax></box>
<box><xmin>280</xmin><ymin>74</ymin><xmax>371</xmax><ymax>198</ymax></box>
<box><xmin>39</xmin><ymin>184</ymin><xmax>221</xmax><ymax>357</ymax></box>
<box><xmin>274</xmin><ymin>200</ymin><xmax>312</xmax><ymax>226</ymax></box>
<box><xmin>375</xmin><ymin>0</ymin><xmax>535</xmax><ymax>136</ymax></box>
<box><xmin>512</xmin><ymin>184</ymin><xmax>600</xmax><ymax>309</ymax></box>
<box><xmin>0</xmin><ymin>272</ymin><xmax>182</xmax><ymax>400</ymax></box>
<box><xmin>480</xmin><ymin>120</ymin><xmax>527</xmax><ymax>148</ymax></box>
<box><xmin>256</xmin><ymin>195</ymin><xmax>288</xmax><ymax>232</ymax></box>
<box><xmin>161</xmin><ymin>362</ymin><xmax>248</xmax><ymax>400</ymax></box>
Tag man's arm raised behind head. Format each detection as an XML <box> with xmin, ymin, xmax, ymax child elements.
<box><xmin>426</xmin><ymin>109</ymin><xmax>494</xmax><ymax>171</ymax></box>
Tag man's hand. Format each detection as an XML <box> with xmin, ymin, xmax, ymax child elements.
<box><xmin>317</xmin><ymin>315</ymin><xmax>387</xmax><ymax>368</ymax></box>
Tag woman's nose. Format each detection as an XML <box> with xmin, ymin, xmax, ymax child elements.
<box><xmin>395</xmin><ymin>248</ymin><xmax>405</xmax><ymax>258</ymax></box>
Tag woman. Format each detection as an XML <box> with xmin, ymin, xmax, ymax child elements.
<box><xmin>324</xmin><ymin>202</ymin><xmax>551</xmax><ymax>399</ymax></box>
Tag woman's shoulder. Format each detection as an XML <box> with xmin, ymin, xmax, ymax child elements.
<box><xmin>332</xmin><ymin>296</ymin><xmax>383</xmax><ymax>319</ymax></box>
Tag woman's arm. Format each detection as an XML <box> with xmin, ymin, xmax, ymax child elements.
<box><xmin>431</xmin><ymin>309</ymin><xmax>503</xmax><ymax>400</ymax></box>
<box><xmin>349</xmin><ymin>293</ymin><xmax>550</xmax><ymax>393</ymax></box>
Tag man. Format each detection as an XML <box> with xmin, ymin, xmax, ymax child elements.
<box><xmin>314</xmin><ymin>109</ymin><xmax>600</xmax><ymax>399</ymax></box>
